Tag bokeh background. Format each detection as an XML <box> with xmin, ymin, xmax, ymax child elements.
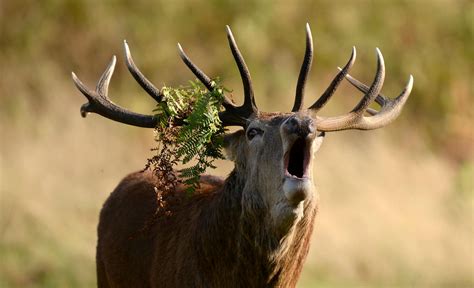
<box><xmin>0</xmin><ymin>0</ymin><xmax>472</xmax><ymax>287</ymax></box>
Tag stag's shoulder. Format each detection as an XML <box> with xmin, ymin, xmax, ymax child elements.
<box><xmin>113</xmin><ymin>170</ymin><xmax>225</xmax><ymax>200</ymax></box>
<box><xmin>99</xmin><ymin>171</ymin><xmax>225</xmax><ymax>230</ymax></box>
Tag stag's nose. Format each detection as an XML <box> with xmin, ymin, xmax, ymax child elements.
<box><xmin>283</xmin><ymin>116</ymin><xmax>315</xmax><ymax>138</ymax></box>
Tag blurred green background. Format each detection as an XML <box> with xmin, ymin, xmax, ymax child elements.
<box><xmin>0</xmin><ymin>0</ymin><xmax>472</xmax><ymax>287</ymax></box>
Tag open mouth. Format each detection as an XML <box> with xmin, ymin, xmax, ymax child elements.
<box><xmin>284</xmin><ymin>136</ymin><xmax>310</xmax><ymax>179</ymax></box>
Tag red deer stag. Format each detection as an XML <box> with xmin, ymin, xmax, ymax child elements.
<box><xmin>72</xmin><ymin>24</ymin><xmax>413</xmax><ymax>288</ymax></box>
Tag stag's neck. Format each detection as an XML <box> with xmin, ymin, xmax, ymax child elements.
<box><xmin>195</xmin><ymin>170</ymin><xmax>318</xmax><ymax>287</ymax></box>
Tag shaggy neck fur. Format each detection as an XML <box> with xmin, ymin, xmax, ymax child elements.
<box><xmin>98</xmin><ymin>155</ymin><xmax>318</xmax><ymax>288</ymax></box>
<box><xmin>186</xmin><ymin>167</ymin><xmax>318</xmax><ymax>287</ymax></box>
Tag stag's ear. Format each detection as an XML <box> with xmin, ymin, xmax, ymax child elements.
<box><xmin>223</xmin><ymin>130</ymin><xmax>246</xmax><ymax>162</ymax></box>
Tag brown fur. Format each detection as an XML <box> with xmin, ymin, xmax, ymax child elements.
<box><xmin>97</xmin><ymin>170</ymin><xmax>318</xmax><ymax>287</ymax></box>
<box><xmin>97</xmin><ymin>114</ymin><xmax>322</xmax><ymax>287</ymax></box>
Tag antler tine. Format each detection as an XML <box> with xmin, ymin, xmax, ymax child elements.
<box><xmin>341</xmin><ymin>69</ymin><xmax>386</xmax><ymax>107</ymax></box>
<box><xmin>177</xmin><ymin>43</ymin><xmax>235</xmax><ymax>109</ymax></box>
<box><xmin>72</xmin><ymin>56</ymin><xmax>158</xmax><ymax>128</ymax></box>
<box><xmin>309</xmin><ymin>46</ymin><xmax>356</xmax><ymax>112</ymax></box>
<box><xmin>292</xmin><ymin>23</ymin><xmax>314</xmax><ymax>112</ymax></box>
<box><xmin>344</xmin><ymin>72</ymin><xmax>414</xmax><ymax>121</ymax></box>
<box><xmin>177</xmin><ymin>43</ymin><xmax>215</xmax><ymax>91</ymax></box>
<box><xmin>363</xmin><ymin>75</ymin><xmax>413</xmax><ymax>127</ymax></box>
<box><xmin>350</xmin><ymin>48</ymin><xmax>385</xmax><ymax>114</ymax></box>
<box><xmin>123</xmin><ymin>41</ymin><xmax>162</xmax><ymax>103</ymax></box>
<box><xmin>226</xmin><ymin>25</ymin><xmax>257</xmax><ymax>114</ymax></box>
<box><xmin>177</xmin><ymin>27</ymin><xmax>258</xmax><ymax>127</ymax></box>
<box><xmin>315</xmin><ymin>48</ymin><xmax>390</xmax><ymax>131</ymax></box>
<box><xmin>95</xmin><ymin>55</ymin><xmax>115</xmax><ymax>97</ymax></box>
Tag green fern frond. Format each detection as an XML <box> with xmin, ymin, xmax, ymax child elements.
<box><xmin>147</xmin><ymin>79</ymin><xmax>227</xmax><ymax>193</ymax></box>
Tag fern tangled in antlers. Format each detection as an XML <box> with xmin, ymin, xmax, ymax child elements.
<box><xmin>146</xmin><ymin>80</ymin><xmax>227</xmax><ymax>194</ymax></box>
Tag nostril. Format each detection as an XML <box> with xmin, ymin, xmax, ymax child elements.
<box><xmin>285</xmin><ymin>117</ymin><xmax>314</xmax><ymax>137</ymax></box>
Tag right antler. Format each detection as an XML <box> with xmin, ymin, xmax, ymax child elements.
<box><xmin>72</xmin><ymin>27</ymin><xmax>258</xmax><ymax>129</ymax></box>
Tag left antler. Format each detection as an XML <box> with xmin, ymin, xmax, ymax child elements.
<box><xmin>293</xmin><ymin>24</ymin><xmax>413</xmax><ymax>131</ymax></box>
<box><xmin>311</xmin><ymin>48</ymin><xmax>413</xmax><ymax>131</ymax></box>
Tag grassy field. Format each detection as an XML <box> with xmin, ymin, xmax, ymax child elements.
<box><xmin>0</xmin><ymin>1</ymin><xmax>472</xmax><ymax>287</ymax></box>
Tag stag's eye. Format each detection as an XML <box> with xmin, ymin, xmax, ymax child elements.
<box><xmin>246</xmin><ymin>127</ymin><xmax>263</xmax><ymax>140</ymax></box>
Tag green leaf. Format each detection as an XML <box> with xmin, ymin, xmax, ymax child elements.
<box><xmin>148</xmin><ymin>79</ymin><xmax>227</xmax><ymax>193</ymax></box>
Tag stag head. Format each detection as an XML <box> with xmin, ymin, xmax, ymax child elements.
<box><xmin>72</xmin><ymin>24</ymin><xmax>413</xmax><ymax>234</ymax></box>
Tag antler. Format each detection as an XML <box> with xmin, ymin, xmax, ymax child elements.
<box><xmin>309</xmin><ymin>48</ymin><xmax>413</xmax><ymax>131</ymax></box>
<box><xmin>292</xmin><ymin>23</ymin><xmax>314</xmax><ymax>112</ymax></box>
<box><xmin>73</xmin><ymin>25</ymin><xmax>412</xmax><ymax>131</ymax></box>
<box><xmin>73</xmin><ymin>28</ymin><xmax>261</xmax><ymax>129</ymax></box>
<box><xmin>123</xmin><ymin>41</ymin><xmax>162</xmax><ymax>103</ymax></box>
<box><xmin>341</xmin><ymin>70</ymin><xmax>413</xmax><ymax>120</ymax></box>
<box><xmin>293</xmin><ymin>24</ymin><xmax>357</xmax><ymax>113</ymax></box>
<box><xmin>289</xmin><ymin>24</ymin><xmax>412</xmax><ymax>131</ymax></box>
<box><xmin>309</xmin><ymin>46</ymin><xmax>356</xmax><ymax>112</ymax></box>
<box><xmin>177</xmin><ymin>25</ymin><xmax>258</xmax><ymax>127</ymax></box>
<box><xmin>72</xmin><ymin>54</ymin><xmax>158</xmax><ymax>128</ymax></box>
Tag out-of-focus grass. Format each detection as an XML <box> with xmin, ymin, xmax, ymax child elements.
<box><xmin>0</xmin><ymin>1</ymin><xmax>472</xmax><ymax>287</ymax></box>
